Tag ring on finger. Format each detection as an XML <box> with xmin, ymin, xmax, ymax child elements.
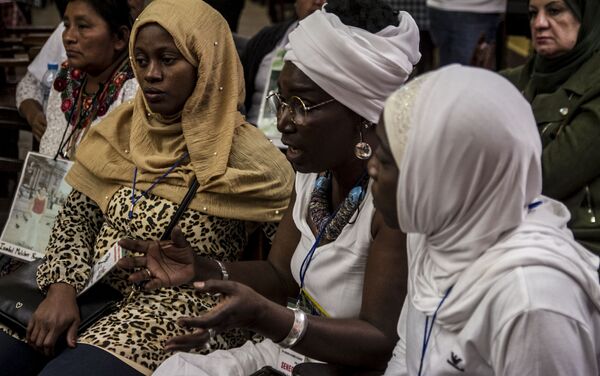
<box><xmin>143</xmin><ymin>267</ymin><xmax>152</xmax><ymax>280</ymax></box>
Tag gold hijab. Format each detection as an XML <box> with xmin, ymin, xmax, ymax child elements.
<box><xmin>66</xmin><ymin>0</ymin><xmax>294</xmax><ymax>222</ymax></box>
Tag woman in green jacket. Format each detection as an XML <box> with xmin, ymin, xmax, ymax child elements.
<box><xmin>502</xmin><ymin>0</ymin><xmax>600</xmax><ymax>255</ymax></box>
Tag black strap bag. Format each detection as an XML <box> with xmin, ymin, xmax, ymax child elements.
<box><xmin>0</xmin><ymin>260</ymin><xmax>123</xmax><ymax>336</ymax></box>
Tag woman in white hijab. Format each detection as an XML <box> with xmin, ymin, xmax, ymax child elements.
<box><xmin>369</xmin><ymin>65</ymin><xmax>600</xmax><ymax>375</ymax></box>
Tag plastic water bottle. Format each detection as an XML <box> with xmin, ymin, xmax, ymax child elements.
<box><xmin>41</xmin><ymin>63</ymin><xmax>59</xmax><ymax>112</ymax></box>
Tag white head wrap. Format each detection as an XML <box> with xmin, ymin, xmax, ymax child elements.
<box><xmin>385</xmin><ymin>65</ymin><xmax>600</xmax><ymax>330</ymax></box>
<box><xmin>284</xmin><ymin>9</ymin><xmax>421</xmax><ymax>124</ymax></box>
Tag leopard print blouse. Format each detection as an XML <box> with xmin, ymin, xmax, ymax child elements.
<box><xmin>1</xmin><ymin>187</ymin><xmax>275</xmax><ymax>373</ymax></box>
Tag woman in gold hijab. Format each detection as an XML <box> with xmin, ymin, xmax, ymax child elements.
<box><xmin>0</xmin><ymin>0</ymin><xmax>294</xmax><ymax>375</ymax></box>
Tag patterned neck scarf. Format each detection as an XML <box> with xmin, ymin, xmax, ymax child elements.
<box><xmin>52</xmin><ymin>57</ymin><xmax>133</xmax><ymax>158</ymax></box>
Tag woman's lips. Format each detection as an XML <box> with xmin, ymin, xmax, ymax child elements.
<box><xmin>65</xmin><ymin>50</ymin><xmax>81</xmax><ymax>57</ymax></box>
<box><xmin>285</xmin><ymin>145</ymin><xmax>302</xmax><ymax>161</ymax></box>
<box><xmin>281</xmin><ymin>137</ymin><xmax>303</xmax><ymax>162</ymax></box>
<box><xmin>144</xmin><ymin>91</ymin><xmax>165</xmax><ymax>103</ymax></box>
<box><xmin>535</xmin><ymin>36</ymin><xmax>553</xmax><ymax>44</ymax></box>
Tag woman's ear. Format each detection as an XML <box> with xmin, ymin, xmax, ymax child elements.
<box><xmin>113</xmin><ymin>26</ymin><xmax>131</xmax><ymax>52</ymax></box>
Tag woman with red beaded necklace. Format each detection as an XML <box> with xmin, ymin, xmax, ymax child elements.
<box><xmin>38</xmin><ymin>0</ymin><xmax>138</xmax><ymax>159</ymax></box>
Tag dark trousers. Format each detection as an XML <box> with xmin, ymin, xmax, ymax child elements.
<box><xmin>0</xmin><ymin>331</ymin><xmax>143</xmax><ymax>376</ymax></box>
<box><xmin>428</xmin><ymin>8</ymin><xmax>502</xmax><ymax>66</ymax></box>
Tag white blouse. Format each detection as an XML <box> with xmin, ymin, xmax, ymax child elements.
<box><xmin>290</xmin><ymin>172</ymin><xmax>375</xmax><ymax>318</ymax></box>
<box><xmin>385</xmin><ymin>265</ymin><xmax>600</xmax><ymax>375</ymax></box>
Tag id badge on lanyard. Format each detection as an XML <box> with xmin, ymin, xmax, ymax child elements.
<box><xmin>277</xmin><ymin>347</ymin><xmax>308</xmax><ymax>375</ymax></box>
<box><xmin>276</xmin><ymin>211</ymin><xmax>331</xmax><ymax>375</ymax></box>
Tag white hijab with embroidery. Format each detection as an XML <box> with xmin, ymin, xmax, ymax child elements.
<box><xmin>284</xmin><ymin>8</ymin><xmax>420</xmax><ymax>124</ymax></box>
<box><xmin>384</xmin><ymin>65</ymin><xmax>600</xmax><ymax>331</ymax></box>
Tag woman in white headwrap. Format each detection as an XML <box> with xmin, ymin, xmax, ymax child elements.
<box><xmin>118</xmin><ymin>0</ymin><xmax>421</xmax><ymax>374</ymax></box>
<box><xmin>369</xmin><ymin>65</ymin><xmax>600</xmax><ymax>375</ymax></box>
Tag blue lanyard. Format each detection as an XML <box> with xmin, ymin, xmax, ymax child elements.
<box><xmin>416</xmin><ymin>200</ymin><xmax>542</xmax><ymax>373</ymax></box>
<box><xmin>299</xmin><ymin>171</ymin><xmax>368</xmax><ymax>290</ymax></box>
<box><xmin>129</xmin><ymin>151</ymin><xmax>189</xmax><ymax>219</ymax></box>
<box><xmin>417</xmin><ymin>286</ymin><xmax>453</xmax><ymax>376</ymax></box>
<box><xmin>299</xmin><ymin>217</ymin><xmax>332</xmax><ymax>290</ymax></box>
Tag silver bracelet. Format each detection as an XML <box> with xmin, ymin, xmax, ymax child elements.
<box><xmin>214</xmin><ymin>260</ymin><xmax>229</xmax><ymax>281</ymax></box>
<box><xmin>277</xmin><ymin>308</ymin><xmax>308</xmax><ymax>349</ymax></box>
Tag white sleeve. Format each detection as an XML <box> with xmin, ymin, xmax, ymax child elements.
<box><xmin>28</xmin><ymin>23</ymin><xmax>67</xmax><ymax>81</ymax></box>
<box><xmin>153</xmin><ymin>339</ymin><xmax>280</xmax><ymax>376</ymax></box>
<box><xmin>118</xmin><ymin>78</ymin><xmax>139</xmax><ymax>103</ymax></box>
<box><xmin>492</xmin><ymin>310</ymin><xmax>598</xmax><ymax>376</ymax></box>
<box><xmin>39</xmin><ymin>86</ymin><xmax>66</xmax><ymax>157</ymax></box>
<box><xmin>383</xmin><ymin>300</ymin><xmax>408</xmax><ymax>376</ymax></box>
<box><xmin>16</xmin><ymin>71</ymin><xmax>44</xmax><ymax>109</ymax></box>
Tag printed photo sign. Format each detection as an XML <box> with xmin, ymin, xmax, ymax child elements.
<box><xmin>0</xmin><ymin>152</ymin><xmax>73</xmax><ymax>261</ymax></box>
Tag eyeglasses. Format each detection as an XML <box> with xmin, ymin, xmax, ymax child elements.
<box><xmin>266</xmin><ymin>91</ymin><xmax>335</xmax><ymax>125</ymax></box>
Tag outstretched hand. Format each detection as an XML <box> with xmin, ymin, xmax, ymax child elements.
<box><xmin>164</xmin><ymin>280</ymin><xmax>271</xmax><ymax>352</ymax></box>
<box><xmin>118</xmin><ymin>227</ymin><xmax>196</xmax><ymax>290</ymax></box>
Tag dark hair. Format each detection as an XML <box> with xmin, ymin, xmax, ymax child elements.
<box><xmin>69</xmin><ymin>0</ymin><xmax>133</xmax><ymax>35</ymax></box>
<box><xmin>56</xmin><ymin>0</ymin><xmax>68</xmax><ymax>17</ymax></box>
<box><xmin>326</xmin><ymin>0</ymin><xmax>399</xmax><ymax>33</ymax></box>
